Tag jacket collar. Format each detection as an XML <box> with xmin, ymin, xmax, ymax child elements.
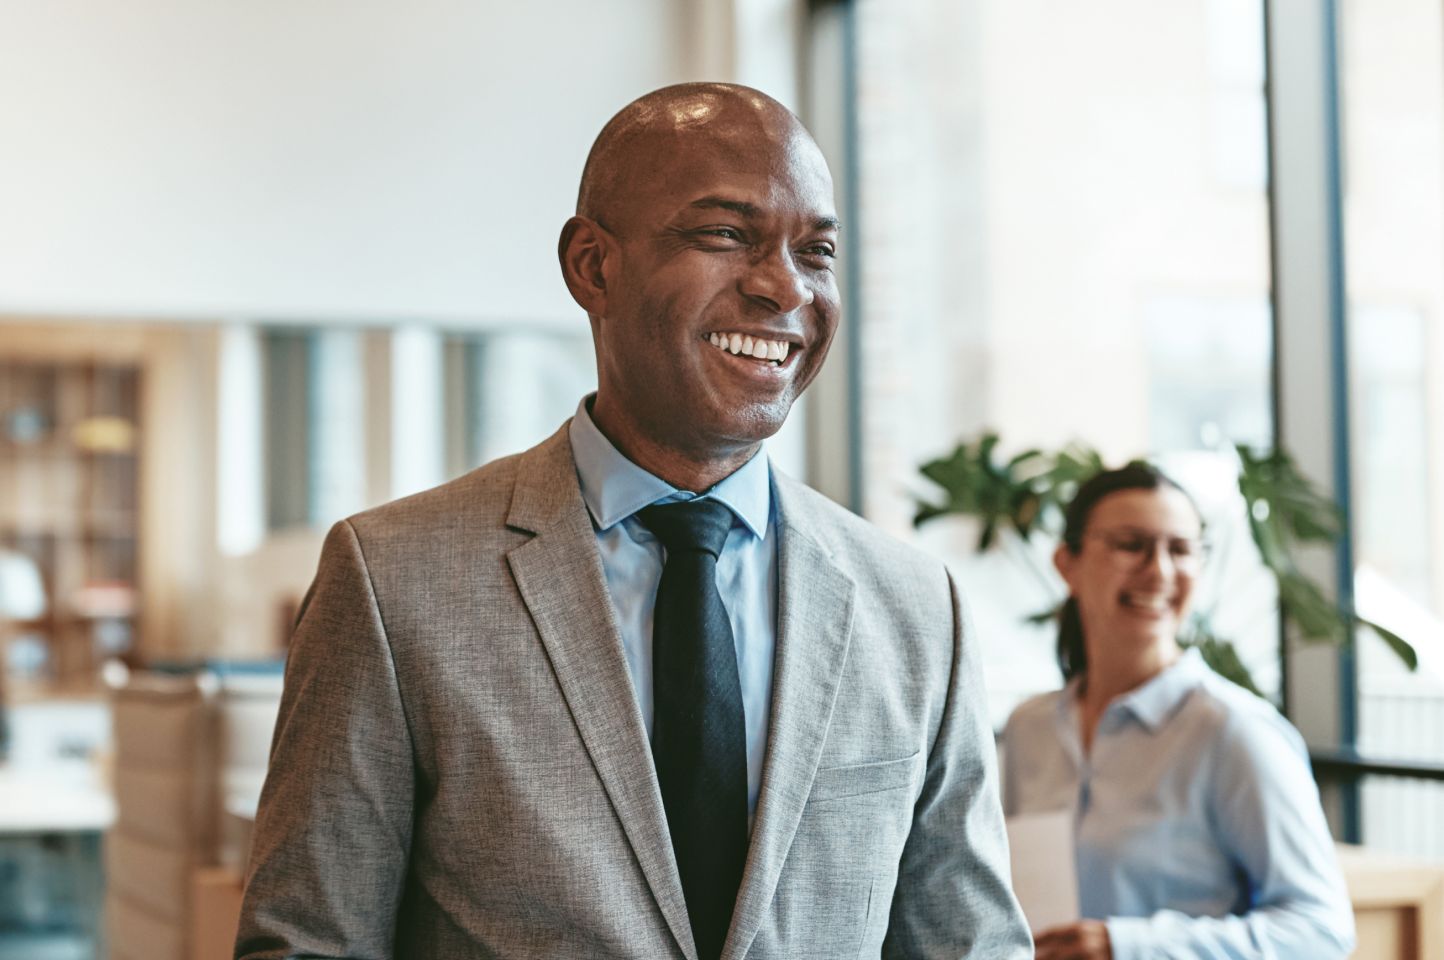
<box><xmin>504</xmin><ymin>423</ymin><xmax>700</xmax><ymax>960</ymax></box>
<box><xmin>725</xmin><ymin>472</ymin><xmax>857</xmax><ymax>960</ymax></box>
<box><xmin>506</xmin><ymin>429</ymin><xmax>856</xmax><ymax>960</ymax></box>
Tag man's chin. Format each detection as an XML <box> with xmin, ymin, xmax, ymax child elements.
<box><xmin>703</xmin><ymin>393</ymin><xmax>796</xmax><ymax>445</ymax></box>
<box><xmin>627</xmin><ymin>373</ymin><xmax>802</xmax><ymax>454</ymax></box>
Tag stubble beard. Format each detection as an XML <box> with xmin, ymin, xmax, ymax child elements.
<box><xmin>623</xmin><ymin>295</ymin><xmax>797</xmax><ymax>458</ymax></box>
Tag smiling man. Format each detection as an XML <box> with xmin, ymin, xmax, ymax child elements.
<box><xmin>236</xmin><ymin>84</ymin><xmax>1029</xmax><ymax>960</ymax></box>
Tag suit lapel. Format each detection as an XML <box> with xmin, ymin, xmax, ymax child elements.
<box><xmin>725</xmin><ymin>474</ymin><xmax>857</xmax><ymax>960</ymax></box>
<box><xmin>505</xmin><ymin>426</ymin><xmax>697</xmax><ymax>960</ymax></box>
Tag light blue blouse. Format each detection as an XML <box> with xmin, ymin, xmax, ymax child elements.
<box><xmin>1003</xmin><ymin>649</ymin><xmax>1355</xmax><ymax>960</ymax></box>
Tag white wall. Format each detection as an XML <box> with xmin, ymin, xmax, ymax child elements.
<box><xmin>0</xmin><ymin>0</ymin><xmax>682</xmax><ymax>325</ymax></box>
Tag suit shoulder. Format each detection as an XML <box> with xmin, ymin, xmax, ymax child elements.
<box><xmin>345</xmin><ymin>451</ymin><xmax>525</xmax><ymax>544</ymax></box>
<box><xmin>775</xmin><ymin>473</ymin><xmax>948</xmax><ymax>579</ymax></box>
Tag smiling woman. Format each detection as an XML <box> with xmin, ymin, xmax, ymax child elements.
<box><xmin>1003</xmin><ymin>465</ymin><xmax>1356</xmax><ymax>960</ymax></box>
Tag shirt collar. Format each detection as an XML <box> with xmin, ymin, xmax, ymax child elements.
<box><xmin>1113</xmin><ymin>646</ymin><xmax>1209</xmax><ymax>731</ymax></box>
<box><xmin>568</xmin><ymin>395</ymin><xmax>771</xmax><ymax>538</ymax></box>
<box><xmin>1054</xmin><ymin>646</ymin><xmax>1209</xmax><ymax>741</ymax></box>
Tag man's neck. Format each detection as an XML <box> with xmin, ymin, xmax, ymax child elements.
<box><xmin>588</xmin><ymin>396</ymin><xmax>759</xmax><ymax>493</ymax></box>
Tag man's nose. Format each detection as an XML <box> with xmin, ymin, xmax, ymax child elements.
<box><xmin>740</xmin><ymin>245</ymin><xmax>814</xmax><ymax>314</ymax></box>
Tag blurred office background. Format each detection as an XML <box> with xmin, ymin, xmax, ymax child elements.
<box><xmin>2</xmin><ymin>0</ymin><xmax>1444</xmax><ymax>956</ymax></box>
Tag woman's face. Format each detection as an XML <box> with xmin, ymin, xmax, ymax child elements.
<box><xmin>1054</xmin><ymin>486</ymin><xmax>1204</xmax><ymax>655</ymax></box>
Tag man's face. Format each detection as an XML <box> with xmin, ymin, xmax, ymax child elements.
<box><xmin>593</xmin><ymin>124</ymin><xmax>840</xmax><ymax>455</ymax></box>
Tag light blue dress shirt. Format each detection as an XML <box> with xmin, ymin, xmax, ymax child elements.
<box><xmin>1003</xmin><ymin>648</ymin><xmax>1356</xmax><ymax>960</ymax></box>
<box><xmin>568</xmin><ymin>397</ymin><xmax>777</xmax><ymax>818</ymax></box>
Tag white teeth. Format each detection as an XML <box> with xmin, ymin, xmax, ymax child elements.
<box><xmin>708</xmin><ymin>332</ymin><xmax>793</xmax><ymax>365</ymax></box>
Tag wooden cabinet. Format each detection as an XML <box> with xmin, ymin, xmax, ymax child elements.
<box><xmin>0</xmin><ymin>361</ymin><xmax>140</xmax><ymax>694</ymax></box>
<box><xmin>1339</xmin><ymin>844</ymin><xmax>1444</xmax><ymax>960</ymax></box>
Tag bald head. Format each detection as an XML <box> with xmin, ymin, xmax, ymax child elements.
<box><xmin>577</xmin><ymin>83</ymin><xmax>820</xmax><ymax>234</ymax></box>
<box><xmin>559</xmin><ymin>82</ymin><xmax>840</xmax><ymax>492</ymax></box>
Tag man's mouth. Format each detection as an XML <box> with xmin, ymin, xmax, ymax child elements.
<box><xmin>706</xmin><ymin>331</ymin><xmax>793</xmax><ymax>366</ymax></box>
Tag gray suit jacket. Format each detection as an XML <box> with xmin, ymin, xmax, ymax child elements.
<box><xmin>236</xmin><ymin>424</ymin><xmax>1030</xmax><ymax>960</ymax></box>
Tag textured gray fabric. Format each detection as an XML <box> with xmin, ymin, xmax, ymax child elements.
<box><xmin>235</xmin><ymin>423</ymin><xmax>1031</xmax><ymax>960</ymax></box>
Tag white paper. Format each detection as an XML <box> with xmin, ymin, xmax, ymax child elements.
<box><xmin>1005</xmin><ymin>810</ymin><xmax>1080</xmax><ymax>934</ymax></box>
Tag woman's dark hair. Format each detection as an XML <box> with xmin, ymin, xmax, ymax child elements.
<box><xmin>1055</xmin><ymin>463</ymin><xmax>1195</xmax><ymax>680</ymax></box>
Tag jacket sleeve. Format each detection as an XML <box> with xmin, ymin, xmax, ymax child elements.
<box><xmin>882</xmin><ymin>569</ymin><xmax>1034</xmax><ymax>959</ymax></box>
<box><xmin>235</xmin><ymin>520</ymin><xmax>416</xmax><ymax>960</ymax></box>
<box><xmin>1105</xmin><ymin>711</ymin><xmax>1356</xmax><ymax>960</ymax></box>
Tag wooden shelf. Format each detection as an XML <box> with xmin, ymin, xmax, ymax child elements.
<box><xmin>0</xmin><ymin>360</ymin><xmax>140</xmax><ymax>694</ymax></box>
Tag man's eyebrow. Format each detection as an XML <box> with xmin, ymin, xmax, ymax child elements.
<box><xmin>686</xmin><ymin>197</ymin><xmax>841</xmax><ymax>232</ymax></box>
<box><xmin>689</xmin><ymin>196</ymin><xmax>762</xmax><ymax>218</ymax></box>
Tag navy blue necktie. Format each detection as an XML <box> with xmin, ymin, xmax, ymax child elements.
<box><xmin>638</xmin><ymin>499</ymin><xmax>748</xmax><ymax>960</ymax></box>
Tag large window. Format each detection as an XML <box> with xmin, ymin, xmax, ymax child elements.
<box><xmin>1338</xmin><ymin>0</ymin><xmax>1444</xmax><ymax>858</ymax></box>
<box><xmin>442</xmin><ymin>329</ymin><xmax>596</xmax><ymax>477</ymax></box>
<box><xmin>849</xmin><ymin>0</ymin><xmax>1279</xmax><ymax>724</ymax></box>
<box><xmin>263</xmin><ymin>328</ymin><xmax>371</xmax><ymax>532</ymax></box>
<box><xmin>259</xmin><ymin>324</ymin><xmax>595</xmax><ymax>534</ymax></box>
<box><xmin>850</xmin><ymin>0</ymin><xmax>1444</xmax><ymax>851</ymax></box>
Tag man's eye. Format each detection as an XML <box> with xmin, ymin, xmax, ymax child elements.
<box><xmin>801</xmin><ymin>244</ymin><xmax>836</xmax><ymax>259</ymax></box>
<box><xmin>704</xmin><ymin>227</ymin><xmax>745</xmax><ymax>241</ymax></box>
<box><xmin>1114</xmin><ymin>539</ymin><xmax>1150</xmax><ymax>553</ymax></box>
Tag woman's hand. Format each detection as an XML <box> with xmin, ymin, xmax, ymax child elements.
<box><xmin>1034</xmin><ymin>920</ymin><xmax>1112</xmax><ymax>960</ymax></box>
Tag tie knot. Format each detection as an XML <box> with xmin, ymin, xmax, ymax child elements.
<box><xmin>638</xmin><ymin>499</ymin><xmax>735</xmax><ymax>557</ymax></box>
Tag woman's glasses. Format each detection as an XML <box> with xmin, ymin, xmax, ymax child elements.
<box><xmin>1085</xmin><ymin>528</ymin><xmax>1208</xmax><ymax>575</ymax></box>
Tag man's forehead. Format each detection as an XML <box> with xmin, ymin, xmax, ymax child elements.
<box><xmin>650</xmin><ymin>134</ymin><xmax>836</xmax><ymax>216</ymax></box>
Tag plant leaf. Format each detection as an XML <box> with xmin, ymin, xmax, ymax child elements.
<box><xmin>1236</xmin><ymin>444</ymin><xmax>1342</xmax><ymax>546</ymax></box>
<box><xmin>1227</xmin><ymin>444</ymin><xmax>1425</xmax><ymax>667</ymax></box>
<box><xmin>1178</xmin><ymin>615</ymin><xmax>1264</xmax><ymax>697</ymax></box>
<box><xmin>1276</xmin><ymin>572</ymin><xmax>1347</xmax><ymax>643</ymax></box>
<box><xmin>1357</xmin><ymin>617</ymin><xmax>1419</xmax><ymax>671</ymax></box>
<box><xmin>914</xmin><ymin>432</ymin><xmax>1098</xmax><ymax>551</ymax></box>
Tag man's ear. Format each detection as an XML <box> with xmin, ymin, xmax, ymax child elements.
<box><xmin>558</xmin><ymin>216</ymin><xmax>614</xmax><ymax>317</ymax></box>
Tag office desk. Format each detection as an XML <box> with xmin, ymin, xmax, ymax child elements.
<box><xmin>0</xmin><ymin>760</ymin><xmax>114</xmax><ymax>834</ymax></box>
<box><xmin>0</xmin><ymin>760</ymin><xmax>114</xmax><ymax>960</ymax></box>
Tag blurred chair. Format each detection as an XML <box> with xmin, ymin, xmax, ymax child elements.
<box><xmin>191</xmin><ymin>668</ymin><xmax>283</xmax><ymax>960</ymax></box>
<box><xmin>216</xmin><ymin>670</ymin><xmax>283</xmax><ymax>874</ymax></box>
<box><xmin>106</xmin><ymin>666</ymin><xmax>283</xmax><ymax>960</ymax></box>
<box><xmin>107</xmin><ymin>673</ymin><xmax>217</xmax><ymax>960</ymax></box>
